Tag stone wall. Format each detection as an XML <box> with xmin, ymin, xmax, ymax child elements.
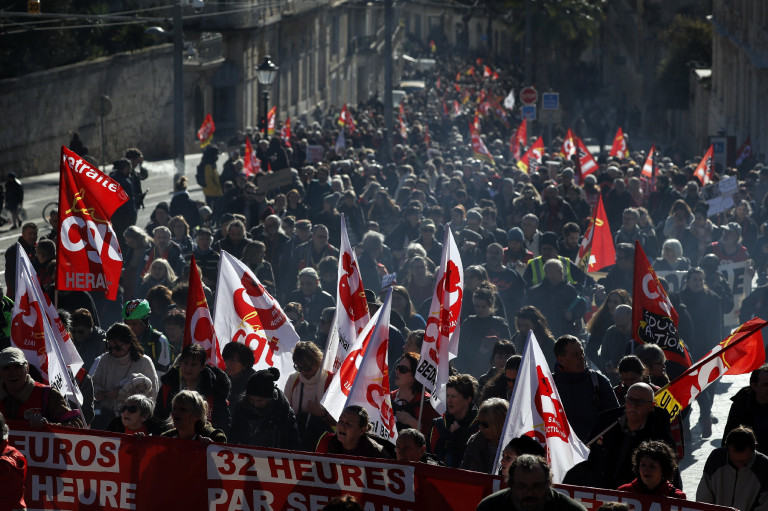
<box><xmin>0</xmin><ymin>45</ymin><xmax>175</xmax><ymax>177</ymax></box>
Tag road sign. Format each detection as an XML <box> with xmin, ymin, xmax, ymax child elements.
<box><xmin>542</xmin><ymin>92</ymin><xmax>559</xmax><ymax>110</ymax></box>
<box><xmin>522</xmin><ymin>105</ymin><xmax>537</xmax><ymax>121</ymax></box>
<box><xmin>520</xmin><ymin>86</ymin><xmax>538</xmax><ymax>105</ymax></box>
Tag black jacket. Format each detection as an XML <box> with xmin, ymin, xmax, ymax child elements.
<box><xmin>230</xmin><ymin>389</ymin><xmax>301</xmax><ymax>450</ymax></box>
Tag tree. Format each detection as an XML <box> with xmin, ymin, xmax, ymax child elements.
<box><xmin>656</xmin><ymin>15</ymin><xmax>713</xmax><ymax>108</ymax></box>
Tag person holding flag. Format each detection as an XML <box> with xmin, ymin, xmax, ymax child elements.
<box><xmin>0</xmin><ymin>347</ymin><xmax>84</xmax><ymax>428</ymax></box>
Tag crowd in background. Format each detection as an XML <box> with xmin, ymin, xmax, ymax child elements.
<box><xmin>2</xmin><ymin>46</ymin><xmax>768</xmax><ymax>511</ymax></box>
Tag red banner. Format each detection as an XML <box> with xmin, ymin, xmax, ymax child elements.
<box><xmin>57</xmin><ymin>146</ymin><xmax>128</xmax><ymax>300</ymax></box>
<box><xmin>654</xmin><ymin>318</ymin><xmax>767</xmax><ymax>419</ymax></box>
<box><xmin>8</xmin><ymin>422</ymin><xmax>736</xmax><ymax>511</ymax></box>
<box><xmin>632</xmin><ymin>241</ymin><xmax>692</xmax><ymax>368</ymax></box>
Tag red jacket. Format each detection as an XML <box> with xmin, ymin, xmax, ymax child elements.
<box><xmin>618</xmin><ymin>478</ymin><xmax>686</xmax><ymax>499</ymax></box>
<box><xmin>0</xmin><ymin>439</ymin><xmax>27</xmax><ymax>509</ymax></box>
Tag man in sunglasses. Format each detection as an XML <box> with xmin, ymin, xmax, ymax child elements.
<box><xmin>582</xmin><ymin>382</ymin><xmax>676</xmax><ymax>490</ymax></box>
<box><xmin>0</xmin><ymin>347</ymin><xmax>84</xmax><ymax>428</ymax></box>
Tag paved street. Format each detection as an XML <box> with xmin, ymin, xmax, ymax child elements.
<box><xmin>0</xmin><ymin>153</ymin><xmax>207</xmax><ymax>282</ymax></box>
<box><xmin>679</xmin><ymin>373</ymin><xmax>749</xmax><ymax>495</ymax></box>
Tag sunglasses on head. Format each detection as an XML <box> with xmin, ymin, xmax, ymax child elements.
<box><xmin>122</xmin><ymin>405</ymin><xmax>139</xmax><ymax>414</ymax></box>
<box><xmin>396</xmin><ymin>365</ymin><xmax>411</xmax><ymax>374</ymax></box>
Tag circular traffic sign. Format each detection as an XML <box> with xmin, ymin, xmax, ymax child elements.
<box><xmin>520</xmin><ymin>86</ymin><xmax>538</xmax><ymax>105</ymax></box>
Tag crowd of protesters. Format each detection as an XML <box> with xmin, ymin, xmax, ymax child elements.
<box><xmin>2</xmin><ymin>47</ymin><xmax>768</xmax><ymax>511</ymax></box>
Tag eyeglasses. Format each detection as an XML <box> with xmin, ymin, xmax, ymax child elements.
<box><xmin>479</xmin><ymin>421</ymin><xmax>491</xmax><ymax>429</ymax></box>
<box><xmin>625</xmin><ymin>396</ymin><xmax>653</xmax><ymax>407</ymax></box>
<box><xmin>121</xmin><ymin>405</ymin><xmax>139</xmax><ymax>414</ymax></box>
<box><xmin>293</xmin><ymin>363</ymin><xmax>314</xmax><ymax>373</ymax></box>
<box><xmin>396</xmin><ymin>365</ymin><xmax>411</xmax><ymax>374</ymax></box>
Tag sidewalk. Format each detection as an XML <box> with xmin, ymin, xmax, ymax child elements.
<box><xmin>679</xmin><ymin>373</ymin><xmax>749</xmax><ymax>494</ymax></box>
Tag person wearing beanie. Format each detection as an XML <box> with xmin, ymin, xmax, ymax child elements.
<box><xmin>503</xmin><ymin>227</ymin><xmax>534</xmax><ymax>273</ymax></box>
<box><xmin>230</xmin><ymin>367</ymin><xmax>301</xmax><ymax>450</ymax></box>
<box><xmin>122</xmin><ymin>299</ymin><xmax>174</xmax><ymax>374</ymax></box>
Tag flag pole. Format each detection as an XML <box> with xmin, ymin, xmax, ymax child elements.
<box><xmin>417</xmin><ymin>388</ymin><xmax>425</xmax><ymax>432</ymax></box>
<box><xmin>585</xmin><ymin>419</ymin><xmax>619</xmax><ymax>447</ymax></box>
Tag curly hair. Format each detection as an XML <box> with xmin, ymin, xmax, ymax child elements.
<box><xmin>631</xmin><ymin>440</ymin><xmax>678</xmax><ymax>481</ymax></box>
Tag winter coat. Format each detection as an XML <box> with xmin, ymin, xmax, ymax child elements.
<box><xmin>230</xmin><ymin>389</ymin><xmax>300</xmax><ymax>450</ymax></box>
<box><xmin>618</xmin><ymin>478</ymin><xmax>686</xmax><ymax>499</ymax></box>
<box><xmin>460</xmin><ymin>431</ymin><xmax>498</xmax><ymax>474</ymax></box>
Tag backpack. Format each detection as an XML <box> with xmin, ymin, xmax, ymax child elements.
<box><xmin>195</xmin><ymin>162</ymin><xmax>207</xmax><ymax>188</ymax></box>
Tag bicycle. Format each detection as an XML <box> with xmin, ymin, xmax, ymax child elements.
<box><xmin>42</xmin><ymin>201</ymin><xmax>58</xmax><ymax>224</ymax></box>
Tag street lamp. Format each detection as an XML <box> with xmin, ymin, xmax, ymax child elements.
<box><xmin>256</xmin><ymin>55</ymin><xmax>279</xmax><ymax>136</ymax></box>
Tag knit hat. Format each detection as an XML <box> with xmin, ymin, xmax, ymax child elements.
<box><xmin>540</xmin><ymin>231</ymin><xmax>558</xmax><ymax>248</ymax></box>
<box><xmin>507</xmin><ymin>227</ymin><xmax>524</xmax><ymax>243</ymax></box>
<box><xmin>246</xmin><ymin>367</ymin><xmax>280</xmax><ymax>398</ymax></box>
<box><xmin>123</xmin><ymin>299</ymin><xmax>150</xmax><ymax>321</ymax></box>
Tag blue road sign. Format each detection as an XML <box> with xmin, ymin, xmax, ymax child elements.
<box><xmin>522</xmin><ymin>105</ymin><xmax>537</xmax><ymax>121</ymax></box>
<box><xmin>542</xmin><ymin>92</ymin><xmax>559</xmax><ymax>110</ymax></box>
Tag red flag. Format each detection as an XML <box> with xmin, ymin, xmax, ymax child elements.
<box><xmin>197</xmin><ymin>113</ymin><xmax>215</xmax><ymax>147</ymax></box>
<box><xmin>424</xmin><ymin>125</ymin><xmax>430</xmax><ymax>145</ymax></box>
<box><xmin>517</xmin><ymin>136</ymin><xmax>544</xmax><ymax>173</ymax></box>
<box><xmin>455</xmin><ymin>71</ymin><xmax>461</xmax><ymax>82</ymax></box>
<box><xmin>452</xmin><ymin>100</ymin><xmax>461</xmax><ymax>116</ymax></box>
<box><xmin>641</xmin><ymin>145</ymin><xmax>656</xmax><ymax>178</ymax></box>
<box><xmin>453</xmin><ymin>83</ymin><xmax>461</xmax><ymax>93</ymax></box>
<box><xmin>735</xmin><ymin>136</ymin><xmax>753</xmax><ymax>166</ymax></box>
<box><xmin>429</xmin><ymin>40</ymin><xmax>436</xmax><ymax>53</ymax></box>
<box><xmin>631</xmin><ymin>241</ymin><xmax>692</xmax><ymax>368</ymax></box>
<box><xmin>655</xmin><ymin>318</ymin><xmax>767</xmax><ymax>420</ymax></box>
<box><xmin>243</xmin><ymin>138</ymin><xmax>260</xmax><ymax>176</ymax></box>
<box><xmin>337</xmin><ymin>104</ymin><xmax>356</xmax><ymax>133</ymax></box>
<box><xmin>436</xmin><ymin>77</ymin><xmax>441</xmax><ymax>90</ymax></box>
<box><xmin>491</xmin><ymin>70</ymin><xmax>499</xmax><ymax>81</ymax></box>
<box><xmin>57</xmin><ymin>146</ymin><xmax>128</xmax><ymax>300</ymax></box>
<box><xmin>483</xmin><ymin>65</ymin><xmax>492</xmax><ymax>78</ymax></box>
<box><xmin>267</xmin><ymin>106</ymin><xmax>277</xmax><ymax>135</ymax></box>
<box><xmin>576</xmin><ymin>194</ymin><xmax>614</xmax><ymax>272</ymax></box>
<box><xmin>471</xmin><ymin>112</ymin><xmax>481</xmax><ymax>133</ymax></box>
<box><xmin>184</xmin><ymin>255</ymin><xmax>225</xmax><ymax>370</ymax></box>
<box><xmin>510</xmin><ymin>119</ymin><xmax>528</xmax><ymax>160</ymax></box>
<box><xmin>609</xmin><ymin>127</ymin><xmax>629</xmax><ymax>159</ymax></box>
<box><xmin>576</xmin><ymin>137</ymin><xmax>599</xmax><ymax>178</ymax></box>
<box><xmin>560</xmin><ymin>129</ymin><xmax>576</xmax><ymax>159</ymax></box>
<box><xmin>280</xmin><ymin>117</ymin><xmax>292</xmax><ymax>147</ymax></box>
<box><xmin>694</xmin><ymin>145</ymin><xmax>714</xmax><ymax>186</ymax></box>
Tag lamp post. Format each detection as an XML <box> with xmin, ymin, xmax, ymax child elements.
<box><xmin>145</xmin><ymin>0</ymin><xmax>185</xmax><ymax>177</ymax></box>
<box><xmin>256</xmin><ymin>56</ymin><xmax>278</xmax><ymax>136</ymax></box>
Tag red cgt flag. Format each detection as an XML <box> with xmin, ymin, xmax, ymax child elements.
<box><xmin>267</xmin><ymin>106</ymin><xmax>277</xmax><ymax>135</ymax></box>
<box><xmin>197</xmin><ymin>113</ymin><xmax>215</xmax><ymax>147</ymax></box>
<box><xmin>57</xmin><ymin>146</ymin><xmax>128</xmax><ymax>300</ymax></box>
<box><xmin>694</xmin><ymin>145</ymin><xmax>714</xmax><ymax>186</ymax></box>
<box><xmin>631</xmin><ymin>241</ymin><xmax>692</xmax><ymax>369</ymax></box>
<box><xmin>243</xmin><ymin>137</ymin><xmax>260</xmax><ymax>177</ymax></box>
<box><xmin>510</xmin><ymin>119</ymin><xmax>528</xmax><ymax>160</ymax></box>
<box><xmin>337</xmin><ymin>104</ymin><xmax>356</xmax><ymax>133</ymax></box>
<box><xmin>184</xmin><ymin>255</ymin><xmax>225</xmax><ymax>370</ymax></box>
<box><xmin>517</xmin><ymin>136</ymin><xmax>544</xmax><ymax>174</ymax></box>
<box><xmin>560</xmin><ymin>129</ymin><xmax>576</xmax><ymax>159</ymax></box>
<box><xmin>576</xmin><ymin>194</ymin><xmax>614</xmax><ymax>272</ymax></box>
<box><xmin>642</xmin><ymin>144</ymin><xmax>656</xmax><ymax>178</ymax></box>
<box><xmin>609</xmin><ymin>127</ymin><xmax>629</xmax><ymax>159</ymax></box>
<box><xmin>654</xmin><ymin>318</ymin><xmax>767</xmax><ymax>420</ymax></box>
